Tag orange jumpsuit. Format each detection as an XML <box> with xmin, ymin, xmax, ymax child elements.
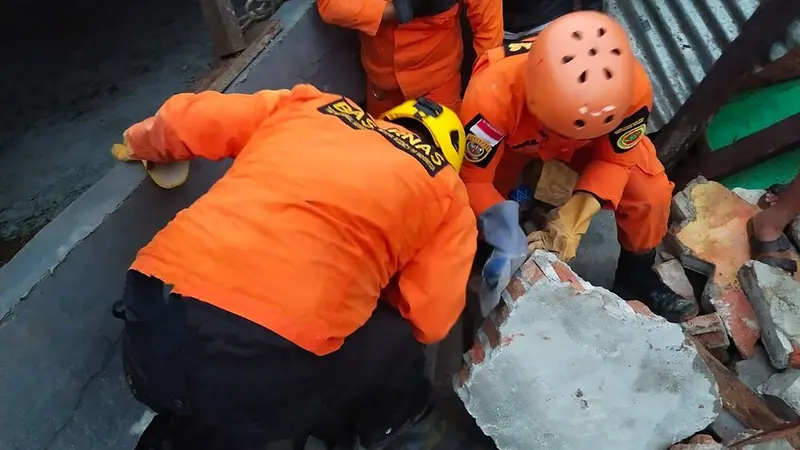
<box><xmin>316</xmin><ymin>0</ymin><xmax>503</xmax><ymax>116</ymax></box>
<box><xmin>123</xmin><ymin>84</ymin><xmax>477</xmax><ymax>356</ymax></box>
<box><xmin>460</xmin><ymin>41</ymin><xmax>673</xmax><ymax>252</ymax></box>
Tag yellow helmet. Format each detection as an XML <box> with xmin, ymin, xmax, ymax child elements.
<box><xmin>380</xmin><ymin>98</ymin><xmax>467</xmax><ymax>173</ymax></box>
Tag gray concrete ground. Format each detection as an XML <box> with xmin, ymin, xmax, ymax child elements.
<box><xmin>0</xmin><ymin>0</ymin><xmax>214</xmax><ymax>263</ymax></box>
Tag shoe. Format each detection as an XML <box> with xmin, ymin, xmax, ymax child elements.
<box><xmin>612</xmin><ymin>249</ymin><xmax>698</xmax><ymax>323</ymax></box>
<box><xmin>361</xmin><ymin>408</ymin><xmax>488</xmax><ymax>450</ymax></box>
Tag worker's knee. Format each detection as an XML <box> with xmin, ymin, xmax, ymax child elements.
<box><xmin>616</xmin><ymin>169</ymin><xmax>674</xmax><ymax>252</ymax></box>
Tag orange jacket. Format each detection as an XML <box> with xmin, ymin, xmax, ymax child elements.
<box><xmin>124</xmin><ymin>85</ymin><xmax>477</xmax><ymax>356</ymax></box>
<box><xmin>459</xmin><ymin>41</ymin><xmax>664</xmax><ymax>216</ymax></box>
<box><xmin>317</xmin><ymin>0</ymin><xmax>503</xmax><ymax>99</ymax></box>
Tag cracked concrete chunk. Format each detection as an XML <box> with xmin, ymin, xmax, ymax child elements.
<box><xmin>739</xmin><ymin>261</ymin><xmax>800</xmax><ymax>369</ymax></box>
<box><xmin>456</xmin><ymin>251</ymin><xmax>721</xmax><ymax>450</ymax></box>
<box><xmin>666</xmin><ymin>178</ymin><xmax>764</xmax><ymax>358</ymax></box>
<box><xmin>734</xmin><ymin>345</ymin><xmax>777</xmax><ymax>393</ymax></box>
<box><xmin>762</xmin><ymin>370</ymin><xmax>800</xmax><ymax>416</ymax></box>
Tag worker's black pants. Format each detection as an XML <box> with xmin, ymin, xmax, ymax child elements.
<box><xmin>118</xmin><ymin>271</ymin><xmax>430</xmax><ymax>449</ymax></box>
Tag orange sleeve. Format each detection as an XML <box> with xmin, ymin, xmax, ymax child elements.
<box><xmin>390</xmin><ymin>186</ymin><xmax>478</xmax><ymax>344</ymax></box>
<box><xmin>462</xmin><ymin>0</ymin><xmax>504</xmax><ymax>57</ymax></box>
<box><xmin>458</xmin><ymin>75</ymin><xmax>509</xmax><ymax>217</ymax></box>
<box><xmin>577</xmin><ymin>68</ymin><xmax>653</xmax><ymax>208</ymax></box>
<box><xmin>123</xmin><ymin>89</ymin><xmax>295</xmax><ymax>163</ymax></box>
<box><xmin>316</xmin><ymin>0</ymin><xmax>386</xmax><ymax>36</ymax></box>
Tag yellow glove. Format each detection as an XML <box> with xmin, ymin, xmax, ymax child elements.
<box><xmin>111</xmin><ymin>140</ymin><xmax>189</xmax><ymax>189</ymax></box>
<box><xmin>527</xmin><ymin>192</ymin><xmax>601</xmax><ymax>262</ymax></box>
<box><xmin>111</xmin><ymin>141</ymin><xmax>135</xmax><ymax>162</ymax></box>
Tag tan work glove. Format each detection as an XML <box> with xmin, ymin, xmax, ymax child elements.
<box><xmin>527</xmin><ymin>191</ymin><xmax>602</xmax><ymax>262</ymax></box>
<box><xmin>110</xmin><ymin>140</ymin><xmax>189</xmax><ymax>189</ymax></box>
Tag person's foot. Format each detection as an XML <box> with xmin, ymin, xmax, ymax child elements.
<box><xmin>363</xmin><ymin>408</ymin><xmax>489</xmax><ymax>450</ymax></box>
<box><xmin>612</xmin><ymin>249</ymin><xmax>698</xmax><ymax>323</ymax></box>
<box><xmin>747</xmin><ymin>218</ymin><xmax>798</xmax><ymax>276</ymax></box>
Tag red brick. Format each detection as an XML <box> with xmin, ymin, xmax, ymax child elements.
<box><xmin>519</xmin><ymin>259</ymin><xmax>545</xmax><ymax>285</ymax></box>
<box><xmin>627</xmin><ymin>300</ymin><xmax>656</xmax><ymax>317</ymax></box>
<box><xmin>505</xmin><ymin>276</ymin><xmax>527</xmax><ymax>302</ymax></box>
<box><xmin>668</xmin><ymin>179</ymin><xmax>772</xmax><ymax>358</ymax></box>
<box><xmin>682</xmin><ymin>313</ymin><xmax>730</xmax><ymax>353</ymax></box>
<box><xmin>552</xmin><ymin>260</ymin><xmax>585</xmax><ymax>292</ymax></box>
<box><xmin>669</xmin><ymin>434</ymin><xmax>721</xmax><ymax>449</ymax></box>
<box><xmin>467</xmin><ymin>340</ymin><xmax>486</xmax><ymax>365</ymax></box>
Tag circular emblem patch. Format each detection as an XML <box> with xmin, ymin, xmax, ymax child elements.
<box><xmin>617</xmin><ymin>124</ymin><xmax>647</xmax><ymax>151</ymax></box>
<box><xmin>465</xmin><ymin>135</ymin><xmax>492</xmax><ymax>163</ymax></box>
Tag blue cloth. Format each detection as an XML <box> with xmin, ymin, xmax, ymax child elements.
<box><xmin>478</xmin><ymin>201</ymin><xmax>528</xmax><ymax>316</ymax></box>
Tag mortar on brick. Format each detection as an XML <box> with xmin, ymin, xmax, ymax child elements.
<box><xmin>456</xmin><ymin>251</ymin><xmax>720</xmax><ymax>450</ymax></box>
<box><xmin>666</xmin><ymin>178</ymin><xmax>763</xmax><ymax>358</ymax></box>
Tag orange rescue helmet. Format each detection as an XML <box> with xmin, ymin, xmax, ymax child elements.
<box><xmin>525</xmin><ymin>11</ymin><xmax>636</xmax><ymax>140</ymax></box>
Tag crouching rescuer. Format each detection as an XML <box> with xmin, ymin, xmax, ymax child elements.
<box><xmin>461</xmin><ymin>11</ymin><xmax>697</xmax><ymax>322</ymax></box>
<box><xmin>109</xmin><ymin>85</ymin><xmax>480</xmax><ymax>449</ymax></box>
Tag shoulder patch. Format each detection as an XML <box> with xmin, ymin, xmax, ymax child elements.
<box><xmin>609</xmin><ymin>106</ymin><xmax>649</xmax><ymax>154</ymax></box>
<box><xmin>504</xmin><ymin>41</ymin><xmax>533</xmax><ymax>58</ymax></box>
<box><xmin>464</xmin><ymin>115</ymin><xmax>504</xmax><ymax>169</ymax></box>
<box><xmin>318</xmin><ymin>98</ymin><xmax>447</xmax><ymax>177</ymax></box>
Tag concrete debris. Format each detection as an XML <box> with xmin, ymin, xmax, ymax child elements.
<box><xmin>734</xmin><ymin>345</ymin><xmax>778</xmax><ymax>394</ymax></box>
<box><xmin>666</xmin><ymin>178</ymin><xmax>762</xmax><ymax>358</ymax></box>
<box><xmin>738</xmin><ymin>261</ymin><xmax>800</xmax><ymax>370</ymax></box>
<box><xmin>456</xmin><ymin>251</ymin><xmax>720</xmax><ymax>450</ymax></box>
<box><xmin>761</xmin><ymin>370</ymin><xmax>800</xmax><ymax>417</ymax></box>
<box><xmin>682</xmin><ymin>314</ymin><xmax>730</xmax><ymax>360</ymax></box>
<box><xmin>710</xmin><ymin>410</ymin><xmax>747</xmax><ymax>444</ymax></box>
<box><xmin>732</xmin><ymin>188</ymin><xmax>767</xmax><ymax>207</ymax></box>
<box><xmin>655</xmin><ymin>259</ymin><xmax>700</xmax><ymax>313</ymax></box>
<box><xmin>731</xmin><ymin>430</ymin><xmax>795</xmax><ymax>450</ymax></box>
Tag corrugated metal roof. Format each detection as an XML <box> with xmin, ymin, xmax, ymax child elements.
<box><xmin>606</xmin><ymin>0</ymin><xmax>800</xmax><ymax>131</ymax></box>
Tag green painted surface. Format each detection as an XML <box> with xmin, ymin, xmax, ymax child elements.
<box><xmin>704</xmin><ymin>79</ymin><xmax>800</xmax><ymax>189</ymax></box>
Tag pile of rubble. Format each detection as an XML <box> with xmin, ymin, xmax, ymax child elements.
<box><xmin>455</xmin><ymin>178</ymin><xmax>800</xmax><ymax>449</ymax></box>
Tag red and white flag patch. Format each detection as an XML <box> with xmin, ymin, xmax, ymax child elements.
<box><xmin>464</xmin><ymin>115</ymin><xmax>504</xmax><ymax>168</ymax></box>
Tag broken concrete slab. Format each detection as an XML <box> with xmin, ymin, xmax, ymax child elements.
<box><xmin>682</xmin><ymin>313</ymin><xmax>730</xmax><ymax>361</ymax></box>
<box><xmin>656</xmin><ymin>258</ymin><xmax>700</xmax><ymax>316</ymax></box>
<box><xmin>761</xmin><ymin>370</ymin><xmax>800</xmax><ymax>417</ymax></box>
<box><xmin>667</xmin><ymin>178</ymin><xmax>764</xmax><ymax>358</ymax></box>
<box><xmin>456</xmin><ymin>250</ymin><xmax>720</xmax><ymax>450</ymax></box>
<box><xmin>739</xmin><ymin>261</ymin><xmax>800</xmax><ymax>369</ymax></box>
<box><xmin>734</xmin><ymin>345</ymin><xmax>778</xmax><ymax>394</ymax></box>
<box><xmin>710</xmin><ymin>410</ymin><xmax>747</xmax><ymax>444</ymax></box>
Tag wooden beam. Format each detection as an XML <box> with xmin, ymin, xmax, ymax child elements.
<box><xmin>694</xmin><ymin>112</ymin><xmax>800</xmax><ymax>181</ymax></box>
<box><xmin>739</xmin><ymin>47</ymin><xmax>800</xmax><ymax>93</ymax></box>
<box><xmin>198</xmin><ymin>0</ymin><xmax>246</xmax><ymax>58</ymax></box>
<box><xmin>690</xmin><ymin>337</ymin><xmax>790</xmax><ymax>432</ymax></box>
<box><xmin>654</xmin><ymin>0</ymin><xmax>800</xmax><ymax>170</ymax></box>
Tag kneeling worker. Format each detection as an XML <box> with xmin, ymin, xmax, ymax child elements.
<box><xmin>461</xmin><ymin>11</ymin><xmax>697</xmax><ymax>322</ymax></box>
<box><xmin>111</xmin><ymin>85</ymin><xmax>478</xmax><ymax>449</ymax></box>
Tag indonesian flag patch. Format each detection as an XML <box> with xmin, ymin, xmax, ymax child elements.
<box><xmin>464</xmin><ymin>115</ymin><xmax>504</xmax><ymax>168</ymax></box>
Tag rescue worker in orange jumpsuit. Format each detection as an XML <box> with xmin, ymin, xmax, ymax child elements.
<box><xmin>316</xmin><ymin>0</ymin><xmax>503</xmax><ymax>116</ymax></box>
<box><xmin>462</xmin><ymin>11</ymin><xmax>697</xmax><ymax>322</ymax></box>
<box><xmin>110</xmin><ymin>85</ymin><xmax>480</xmax><ymax>449</ymax></box>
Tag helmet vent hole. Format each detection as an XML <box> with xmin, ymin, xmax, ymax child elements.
<box><xmin>578</xmin><ymin>71</ymin><xmax>588</xmax><ymax>83</ymax></box>
<box><xmin>574</xmin><ymin>120</ymin><xmax>586</xmax><ymax>129</ymax></box>
<box><xmin>589</xmin><ymin>48</ymin><xmax>598</xmax><ymax>56</ymax></box>
<box><xmin>598</xmin><ymin>28</ymin><xmax>606</xmax><ymax>37</ymax></box>
<box><xmin>572</xmin><ymin>31</ymin><xmax>583</xmax><ymax>40</ymax></box>
<box><xmin>604</xmin><ymin>115</ymin><xmax>615</xmax><ymax>124</ymax></box>
<box><xmin>604</xmin><ymin>68</ymin><xmax>613</xmax><ymax>79</ymax></box>
<box><xmin>562</xmin><ymin>55</ymin><xmax>575</xmax><ymax>64</ymax></box>
<box><xmin>611</xmin><ymin>48</ymin><xmax>622</xmax><ymax>56</ymax></box>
